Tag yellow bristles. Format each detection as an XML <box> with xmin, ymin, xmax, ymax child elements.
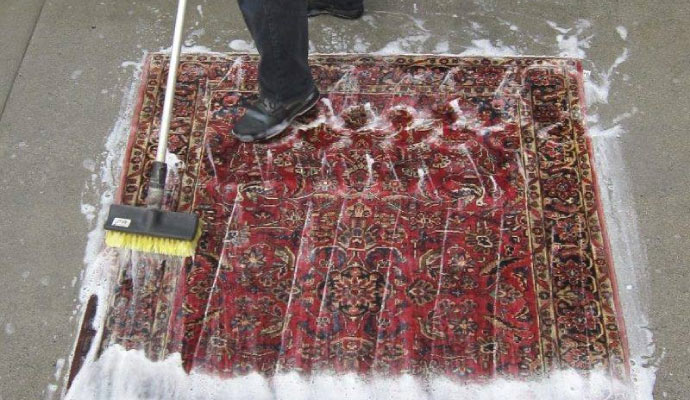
<box><xmin>105</xmin><ymin>226</ymin><xmax>202</xmax><ymax>258</ymax></box>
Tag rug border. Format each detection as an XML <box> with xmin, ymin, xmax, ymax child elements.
<box><xmin>115</xmin><ymin>55</ymin><xmax>153</xmax><ymax>204</ymax></box>
<box><xmin>574</xmin><ymin>62</ymin><xmax>632</xmax><ymax>379</ymax></box>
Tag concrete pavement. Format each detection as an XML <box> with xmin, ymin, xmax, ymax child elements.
<box><xmin>0</xmin><ymin>0</ymin><xmax>687</xmax><ymax>398</ymax></box>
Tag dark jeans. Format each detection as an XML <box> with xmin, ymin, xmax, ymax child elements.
<box><xmin>237</xmin><ymin>0</ymin><xmax>363</xmax><ymax>103</ymax></box>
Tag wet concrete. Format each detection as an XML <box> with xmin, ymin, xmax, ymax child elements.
<box><xmin>0</xmin><ymin>0</ymin><xmax>687</xmax><ymax>399</ymax></box>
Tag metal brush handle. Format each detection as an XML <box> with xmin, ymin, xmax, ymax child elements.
<box><xmin>148</xmin><ymin>0</ymin><xmax>187</xmax><ymax>208</ymax></box>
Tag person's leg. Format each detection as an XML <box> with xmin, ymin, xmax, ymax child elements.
<box><xmin>233</xmin><ymin>0</ymin><xmax>319</xmax><ymax>142</ymax></box>
<box><xmin>237</xmin><ymin>0</ymin><xmax>314</xmax><ymax>102</ymax></box>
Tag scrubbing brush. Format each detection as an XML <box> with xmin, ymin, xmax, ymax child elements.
<box><xmin>104</xmin><ymin>0</ymin><xmax>200</xmax><ymax>257</ymax></box>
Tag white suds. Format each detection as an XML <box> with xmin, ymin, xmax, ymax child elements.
<box><xmin>82</xmin><ymin>159</ymin><xmax>97</xmax><ymax>172</ymax></box>
<box><xmin>589</xmin><ymin>125</ymin><xmax>624</xmax><ymax>139</ymax></box>
<box><xmin>54</xmin><ymin>358</ymin><xmax>66</xmax><ymax>381</ymax></box>
<box><xmin>374</xmin><ymin>33</ymin><xmax>431</xmax><ymax>54</ymax></box>
<box><xmin>353</xmin><ymin>37</ymin><xmax>370</xmax><ymax>53</ymax></box>
<box><xmin>459</xmin><ymin>39</ymin><xmax>518</xmax><ymax>56</ymax></box>
<box><xmin>67</xmin><ymin>345</ymin><xmax>633</xmax><ymax>400</ymax></box>
<box><xmin>185</xmin><ymin>28</ymin><xmax>206</xmax><ymax>46</ymax></box>
<box><xmin>165</xmin><ymin>151</ymin><xmax>185</xmax><ymax>171</ymax></box>
<box><xmin>434</xmin><ymin>41</ymin><xmax>450</xmax><ymax>53</ymax></box>
<box><xmin>585</xmin><ymin>48</ymin><xmax>629</xmax><ymax>106</ymax></box>
<box><xmin>80</xmin><ymin>203</ymin><xmax>97</xmax><ymax>224</ymax></box>
<box><xmin>548</xmin><ymin>19</ymin><xmax>593</xmax><ymax>58</ymax></box>
<box><xmin>82</xmin><ymin>57</ymin><xmax>145</xmax><ymax>271</ymax></box>
<box><xmin>120</xmin><ymin>61</ymin><xmax>140</xmax><ymax>69</ymax></box>
<box><xmin>229</xmin><ymin>39</ymin><xmax>257</xmax><ymax>52</ymax></box>
<box><xmin>546</xmin><ymin>20</ymin><xmax>571</xmax><ymax>34</ymax></box>
<box><xmin>46</xmin><ymin>384</ymin><xmax>58</xmax><ymax>398</ymax></box>
<box><xmin>616</xmin><ymin>26</ymin><xmax>628</xmax><ymax>40</ymax></box>
<box><xmin>63</xmin><ymin>55</ymin><xmax>149</xmax><ymax>399</ymax></box>
<box><xmin>373</xmin><ymin>15</ymin><xmax>431</xmax><ymax>54</ymax></box>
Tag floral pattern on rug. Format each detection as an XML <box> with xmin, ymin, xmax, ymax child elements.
<box><xmin>100</xmin><ymin>54</ymin><xmax>628</xmax><ymax>382</ymax></box>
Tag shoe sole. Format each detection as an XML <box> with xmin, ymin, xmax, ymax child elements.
<box><xmin>232</xmin><ymin>92</ymin><xmax>320</xmax><ymax>143</ymax></box>
<box><xmin>307</xmin><ymin>8</ymin><xmax>363</xmax><ymax>19</ymax></box>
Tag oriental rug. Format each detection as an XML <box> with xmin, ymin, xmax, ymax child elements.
<box><xmin>96</xmin><ymin>53</ymin><xmax>628</xmax><ymax>382</ymax></box>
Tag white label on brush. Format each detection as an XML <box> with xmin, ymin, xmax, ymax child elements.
<box><xmin>112</xmin><ymin>218</ymin><xmax>132</xmax><ymax>228</ymax></box>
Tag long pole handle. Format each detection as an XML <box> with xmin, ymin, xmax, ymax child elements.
<box><xmin>147</xmin><ymin>0</ymin><xmax>187</xmax><ymax>208</ymax></box>
<box><xmin>156</xmin><ymin>0</ymin><xmax>187</xmax><ymax>163</ymax></box>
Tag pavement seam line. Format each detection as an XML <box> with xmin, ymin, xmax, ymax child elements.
<box><xmin>0</xmin><ymin>0</ymin><xmax>49</xmax><ymax>123</ymax></box>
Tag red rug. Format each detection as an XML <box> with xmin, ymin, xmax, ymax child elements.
<box><xmin>99</xmin><ymin>53</ymin><xmax>628</xmax><ymax>381</ymax></box>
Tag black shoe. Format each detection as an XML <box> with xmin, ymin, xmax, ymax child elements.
<box><xmin>307</xmin><ymin>0</ymin><xmax>364</xmax><ymax>19</ymax></box>
<box><xmin>231</xmin><ymin>89</ymin><xmax>320</xmax><ymax>143</ymax></box>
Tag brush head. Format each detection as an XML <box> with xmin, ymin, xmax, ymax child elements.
<box><xmin>105</xmin><ymin>227</ymin><xmax>202</xmax><ymax>257</ymax></box>
<box><xmin>103</xmin><ymin>204</ymin><xmax>202</xmax><ymax>257</ymax></box>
